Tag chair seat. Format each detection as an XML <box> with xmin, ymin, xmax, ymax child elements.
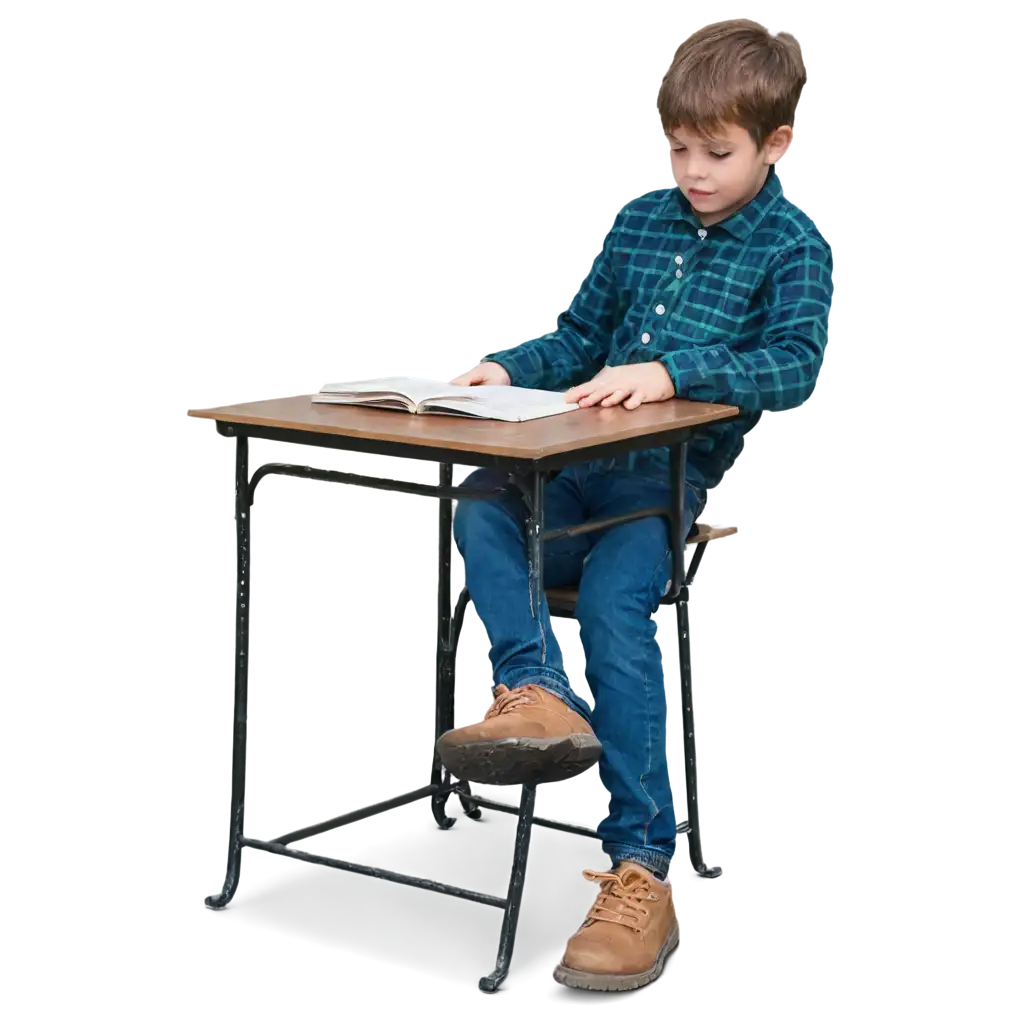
<box><xmin>545</xmin><ymin>522</ymin><xmax>736</xmax><ymax>611</ymax></box>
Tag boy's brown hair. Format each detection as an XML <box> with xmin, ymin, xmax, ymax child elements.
<box><xmin>657</xmin><ymin>19</ymin><xmax>806</xmax><ymax>151</ymax></box>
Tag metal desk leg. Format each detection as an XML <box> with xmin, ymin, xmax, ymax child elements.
<box><xmin>432</xmin><ymin>462</ymin><xmax>483</xmax><ymax>825</ymax></box>
<box><xmin>206</xmin><ymin>435</ymin><xmax>251</xmax><ymax>909</ymax></box>
<box><xmin>431</xmin><ymin>463</ymin><xmax>457</xmax><ymax>827</ymax></box>
<box><xmin>432</xmin><ymin>462</ymin><xmax>481</xmax><ymax>824</ymax></box>
<box><xmin>667</xmin><ymin>440</ymin><xmax>716</xmax><ymax>880</ymax></box>
<box><xmin>479</xmin><ymin>469</ymin><xmax>545</xmax><ymax>991</ymax></box>
<box><xmin>479</xmin><ymin>783</ymin><xmax>537</xmax><ymax>992</ymax></box>
<box><xmin>667</xmin><ymin>577</ymin><xmax>716</xmax><ymax>880</ymax></box>
<box><xmin>502</xmin><ymin>467</ymin><xmax>550</xmax><ymax>660</ymax></box>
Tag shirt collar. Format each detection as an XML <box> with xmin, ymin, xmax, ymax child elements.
<box><xmin>658</xmin><ymin>163</ymin><xmax>783</xmax><ymax>242</ymax></box>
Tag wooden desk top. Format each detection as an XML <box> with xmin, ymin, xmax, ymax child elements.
<box><xmin>188</xmin><ymin>393</ymin><xmax>739</xmax><ymax>465</ymax></box>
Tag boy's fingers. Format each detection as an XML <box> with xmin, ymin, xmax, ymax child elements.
<box><xmin>568</xmin><ymin>378</ymin><xmax>602</xmax><ymax>399</ymax></box>
<box><xmin>580</xmin><ymin>386</ymin><xmax>614</xmax><ymax>406</ymax></box>
<box><xmin>601</xmin><ymin>389</ymin><xmax>628</xmax><ymax>407</ymax></box>
<box><xmin>579</xmin><ymin>370</ymin><xmax>641</xmax><ymax>405</ymax></box>
<box><xmin>624</xmin><ymin>393</ymin><xmax>643</xmax><ymax>410</ymax></box>
<box><xmin>572</xmin><ymin>385</ymin><xmax>600</xmax><ymax>404</ymax></box>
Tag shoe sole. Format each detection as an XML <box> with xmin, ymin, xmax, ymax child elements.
<box><xmin>552</xmin><ymin>921</ymin><xmax>680</xmax><ymax>992</ymax></box>
<box><xmin>435</xmin><ymin>733</ymin><xmax>602</xmax><ymax>786</ymax></box>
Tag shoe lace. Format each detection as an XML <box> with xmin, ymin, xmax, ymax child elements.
<box><xmin>582</xmin><ymin>868</ymin><xmax>659</xmax><ymax>933</ymax></box>
<box><xmin>484</xmin><ymin>684</ymin><xmax>538</xmax><ymax>720</ymax></box>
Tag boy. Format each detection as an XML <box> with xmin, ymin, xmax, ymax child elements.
<box><xmin>438</xmin><ymin>18</ymin><xmax>834</xmax><ymax>991</ymax></box>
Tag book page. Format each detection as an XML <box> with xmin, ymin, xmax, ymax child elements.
<box><xmin>317</xmin><ymin>376</ymin><xmax>464</xmax><ymax>405</ymax></box>
<box><xmin>315</xmin><ymin>376</ymin><xmax>578</xmax><ymax>421</ymax></box>
<box><xmin>423</xmin><ymin>386</ymin><xmax>578</xmax><ymax>422</ymax></box>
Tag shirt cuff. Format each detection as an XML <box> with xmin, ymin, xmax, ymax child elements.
<box><xmin>480</xmin><ymin>351</ymin><xmax>527</xmax><ymax>388</ymax></box>
<box><xmin>657</xmin><ymin>350</ymin><xmax>707</xmax><ymax>396</ymax></box>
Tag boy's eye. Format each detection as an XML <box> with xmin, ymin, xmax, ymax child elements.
<box><xmin>671</xmin><ymin>146</ymin><xmax>729</xmax><ymax>159</ymax></box>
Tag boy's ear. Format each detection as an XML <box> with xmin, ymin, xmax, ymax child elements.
<box><xmin>763</xmin><ymin>125</ymin><xmax>793</xmax><ymax>165</ymax></box>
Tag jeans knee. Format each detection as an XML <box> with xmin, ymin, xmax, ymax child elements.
<box><xmin>452</xmin><ymin>495</ymin><xmax>483</xmax><ymax>548</ymax></box>
<box><xmin>453</xmin><ymin>470</ymin><xmax>518</xmax><ymax>549</ymax></box>
<box><xmin>576</xmin><ymin>581</ymin><xmax>649</xmax><ymax>641</ymax></box>
<box><xmin>575</xmin><ymin>559</ymin><xmax>667</xmax><ymax>643</ymax></box>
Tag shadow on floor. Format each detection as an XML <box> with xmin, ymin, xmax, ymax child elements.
<box><xmin>220</xmin><ymin>798</ymin><xmax>602</xmax><ymax>985</ymax></box>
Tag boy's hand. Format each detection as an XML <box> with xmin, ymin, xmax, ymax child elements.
<box><xmin>449</xmin><ymin>361</ymin><xmax>511</xmax><ymax>387</ymax></box>
<box><xmin>565</xmin><ymin>362</ymin><xmax>675</xmax><ymax>410</ymax></box>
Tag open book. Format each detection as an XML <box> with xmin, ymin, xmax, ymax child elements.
<box><xmin>311</xmin><ymin>376</ymin><xmax>578</xmax><ymax>422</ymax></box>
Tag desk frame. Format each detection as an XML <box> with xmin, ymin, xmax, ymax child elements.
<box><xmin>202</xmin><ymin>417</ymin><xmax>723</xmax><ymax>991</ymax></box>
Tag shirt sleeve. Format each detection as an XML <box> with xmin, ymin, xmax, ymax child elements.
<box><xmin>657</xmin><ymin>238</ymin><xmax>834</xmax><ymax>412</ymax></box>
<box><xmin>479</xmin><ymin>206</ymin><xmax>626</xmax><ymax>391</ymax></box>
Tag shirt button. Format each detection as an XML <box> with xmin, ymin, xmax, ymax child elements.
<box><xmin>675</xmin><ymin>269</ymin><xmax>682</xmax><ymax>278</ymax></box>
<box><xmin>641</xmin><ymin>332</ymin><xmax>651</xmax><ymax>344</ymax></box>
<box><xmin>697</xmin><ymin>228</ymin><xmax>707</xmax><ymax>239</ymax></box>
<box><xmin>674</xmin><ymin>255</ymin><xmax>683</xmax><ymax>265</ymax></box>
<box><xmin>655</xmin><ymin>304</ymin><xmax>665</xmax><ymax>315</ymax></box>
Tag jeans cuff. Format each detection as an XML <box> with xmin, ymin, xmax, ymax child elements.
<box><xmin>498</xmin><ymin>670</ymin><xmax>593</xmax><ymax>723</ymax></box>
<box><xmin>602</xmin><ymin>842</ymin><xmax>672</xmax><ymax>881</ymax></box>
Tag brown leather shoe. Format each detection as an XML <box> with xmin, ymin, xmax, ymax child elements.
<box><xmin>553</xmin><ymin>861</ymin><xmax>679</xmax><ymax>991</ymax></box>
<box><xmin>435</xmin><ymin>683</ymin><xmax>601</xmax><ymax>785</ymax></box>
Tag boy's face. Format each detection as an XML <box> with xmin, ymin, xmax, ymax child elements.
<box><xmin>665</xmin><ymin>122</ymin><xmax>792</xmax><ymax>227</ymax></box>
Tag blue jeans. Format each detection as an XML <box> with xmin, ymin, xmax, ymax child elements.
<box><xmin>453</xmin><ymin>459</ymin><xmax>704</xmax><ymax>880</ymax></box>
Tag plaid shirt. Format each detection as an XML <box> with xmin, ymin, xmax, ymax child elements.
<box><xmin>481</xmin><ymin>164</ymin><xmax>834</xmax><ymax>490</ymax></box>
